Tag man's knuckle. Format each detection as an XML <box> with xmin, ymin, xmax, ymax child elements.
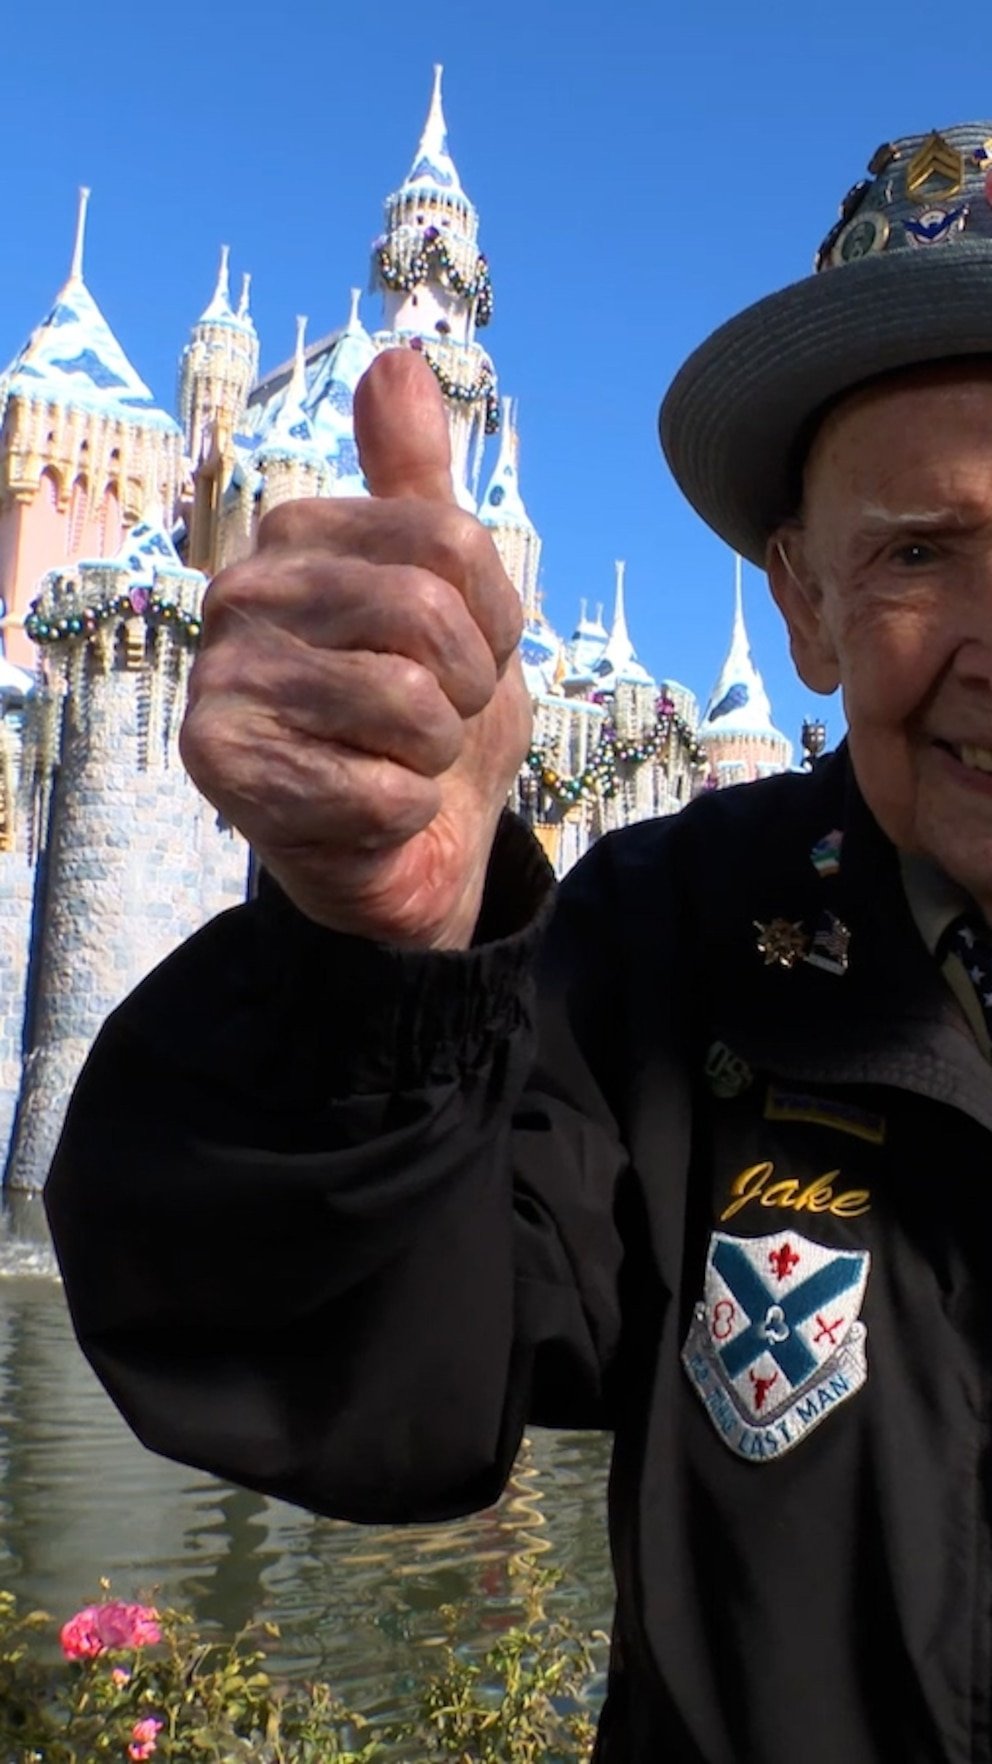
<box><xmin>257</xmin><ymin>498</ymin><xmax>327</xmax><ymax>551</ymax></box>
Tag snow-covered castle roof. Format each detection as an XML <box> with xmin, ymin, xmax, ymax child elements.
<box><xmin>479</xmin><ymin>398</ymin><xmax>532</xmax><ymax>529</ymax></box>
<box><xmin>591</xmin><ymin>561</ymin><xmax>653</xmax><ymax>688</ymax></box>
<box><xmin>242</xmin><ymin>290</ymin><xmax>375</xmax><ymax>494</ymax></box>
<box><xmin>400</xmin><ymin>63</ymin><xmax>465</xmax><ymax>196</ymax></box>
<box><xmin>701</xmin><ymin>560</ymin><xmax>787</xmax><ymax>742</ymax></box>
<box><xmin>0</xmin><ymin>189</ymin><xmax>179</xmax><ymax>434</ymax></box>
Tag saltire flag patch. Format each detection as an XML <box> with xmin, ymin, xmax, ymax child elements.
<box><xmin>682</xmin><ymin>1229</ymin><xmax>869</xmax><ymax>1461</ymax></box>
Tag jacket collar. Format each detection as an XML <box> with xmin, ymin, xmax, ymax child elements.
<box><xmin>700</xmin><ymin>746</ymin><xmax>992</xmax><ymax>1131</ymax></box>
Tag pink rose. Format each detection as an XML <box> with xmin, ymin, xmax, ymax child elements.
<box><xmin>60</xmin><ymin>1601</ymin><xmax>161</xmax><ymax>1660</ymax></box>
<box><xmin>127</xmin><ymin>1716</ymin><xmax>163</xmax><ymax>1760</ymax></box>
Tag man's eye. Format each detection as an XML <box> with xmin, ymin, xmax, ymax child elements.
<box><xmin>891</xmin><ymin>541</ymin><xmax>938</xmax><ymax>566</ymax></box>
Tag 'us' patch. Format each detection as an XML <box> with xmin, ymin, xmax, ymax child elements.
<box><xmin>682</xmin><ymin>1229</ymin><xmax>869</xmax><ymax>1461</ymax></box>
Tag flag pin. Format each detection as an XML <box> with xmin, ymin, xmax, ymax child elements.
<box><xmin>804</xmin><ymin>911</ymin><xmax>851</xmax><ymax>976</ymax></box>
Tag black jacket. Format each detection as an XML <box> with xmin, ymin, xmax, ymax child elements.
<box><xmin>45</xmin><ymin>750</ymin><xmax>992</xmax><ymax>1763</ymax></box>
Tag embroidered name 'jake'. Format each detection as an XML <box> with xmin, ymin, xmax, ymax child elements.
<box><xmin>720</xmin><ymin>1161</ymin><xmax>871</xmax><ymax>1223</ymax></box>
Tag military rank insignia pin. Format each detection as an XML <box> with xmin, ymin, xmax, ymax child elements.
<box><xmin>754</xmin><ymin>919</ymin><xmax>808</xmax><ymax>968</ymax></box>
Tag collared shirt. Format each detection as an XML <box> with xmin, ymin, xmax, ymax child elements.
<box><xmin>900</xmin><ymin>851</ymin><xmax>992</xmax><ymax>1058</ymax></box>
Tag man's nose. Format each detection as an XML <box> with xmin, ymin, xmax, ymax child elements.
<box><xmin>953</xmin><ymin>557</ymin><xmax>992</xmax><ymax>687</ymax></box>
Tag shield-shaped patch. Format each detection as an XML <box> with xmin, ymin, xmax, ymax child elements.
<box><xmin>682</xmin><ymin>1229</ymin><xmax>870</xmax><ymax>1461</ymax></box>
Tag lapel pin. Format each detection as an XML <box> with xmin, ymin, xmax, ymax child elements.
<box><xmin>804</xmin><ymin>911</ymin><xmax>851</xmax><ymax>976</ymax></box>
<box><xmin>810</xmin><ymin>830</ymin><xmax>843</xmax><ymax>877</ymax></box>
<box><xmin>754</xmin><ymin>919</ymin><xmax>809</xmax><ymax>969</ymax></box>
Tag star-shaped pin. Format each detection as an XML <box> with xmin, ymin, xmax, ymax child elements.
<box><xmin>754</xmin><ymin>918</ymin><xmax>809</xmax><ymax>969</ymax></box>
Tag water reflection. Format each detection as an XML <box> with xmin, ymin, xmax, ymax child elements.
<box><xmin>0</xmin><ymin>1201</ymin><xmax>613</xmax><ymax>1715</ymax></box>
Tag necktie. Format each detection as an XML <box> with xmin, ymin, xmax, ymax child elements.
<box><xmin>945</xmin><ymin>915</ymin><xmax>992</xmax><ymax>1040</ymax></box>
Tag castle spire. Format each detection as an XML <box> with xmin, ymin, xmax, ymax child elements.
<box><xmin>611</xmin><ymin>560</ymin><xmax>631</xmax><ymax>650</ymax></box>
<box><xmin>375</xmin><ymin>69</ymin><xmax>491</xmax><ymax>510</ymax></box>
<box><xmin>68</xmin><ymin>186</ymin><xmax>91</xmax><ymax>285</ymax></box>
<box><xmin>732</xmin><ymin>550</ymin><xmax>746</xmax><ymax>651</ymax></box>
<box><xmin>480</xmin><ymin>397</ymin><xmax>531</xmax><ymax>527</ymax></box>
<box><xmin>479</xmin><ymin>397</ymin><xmax>542</xmax><ymax>617</ymax></box>
<box><xmin>701</xmin><ymin>556</ymin><xmax>777</xmax><ymax>733</ymax></box>
<box><xmin>237</xmin><ymin>271</ymin><xmax>253</xmax><ymax>321</ymax></box>
<box><xmin>595</xmin><ymin>560</ymin><xmax>652</xmax><ymax>686</ymax></box>
<box><xmin>200</xmin><ymin>245</ymin><xmax>235</xmax><ymax>323</ymax></box>
<box><xmin>347</xmin><ymin>285</ymin><xmax>362</xmax><ymax>330</ymax></box>
<box><xmin>405</xmin><ymin>63</ymin><xmax>463</xmax><ymax>193</ymax></box>
<box><xmin>288</xmin><ymin>314</ymin><xmax>307</xmax><ymax>404</ymax></box>
<box><xmin>265</xmin><ymin>315</ymin><xmax>313</xmax><ymax>446</ymax></box>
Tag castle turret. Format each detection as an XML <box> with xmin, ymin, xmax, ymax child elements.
<box><xmin>0</xmin><ymin>189</ymin><xmax>184</xmax><ymax>669</ymax></box>
<box><xmin>592</xmin><ymin>561</ymin><xmax>654</xmax><ymax>695</ymax></box>
<box><xmin>0</xmin><ymin>656</ymin><xmax>36</xmax><ymax>1169</ymax></box>
<box><xmin>479</xmin><ymin>397</ymin><xmax>542</xmax><ymax>620</ymax></box>
<box><xmin>306</xmin><ymin>289</ymin><xmax>376</xmax><ymax>494</ymax></box>
<box><xmin>700</xmin><ymin>557</ymin><xmax>792</xmax><ymax>784</ymax></box>
<box><xmin>182</xmin><ymin>249</ymin><xmax>259</xmax><ymax>571</ymax></box>
<box><xmin>562</xmin><ymin>600</ymin><xmax>608</xmax><ymax>692</ymax></box>
<box><xmin>5</xmin><ymin>526</ymin><xmax>248</xmax><ymax>1192</ymax></box>
<box><xmin>256</xmin><ymin>316</ymin><xmax>330</xmax><ymax>517</ymax></box>
<box><xmin>179</xmin><ymin>246</ymin><xmax>259</xmax><ymax>468</ymax></box>
<box><xmin>372</xmin><ymin>66</ymin><xmax>498</xmax><ymax>505</ymax></box>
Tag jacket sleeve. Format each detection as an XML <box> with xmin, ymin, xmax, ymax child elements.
<box><xmin>44</xmin><ymin>814</ymin><xmax>632</xmax><ymax>1524</ymax></box>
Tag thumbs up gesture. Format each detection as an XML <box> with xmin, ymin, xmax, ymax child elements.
<box><xmin>181</xmin><ymin>350</ymin><xmax>533</xmax><ymax>948</ymax></box>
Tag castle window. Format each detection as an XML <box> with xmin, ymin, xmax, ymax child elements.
<box><xmin>68</xmin><ymin>476</ymin><xmax>88</xmax><ymax>553</ymax></box>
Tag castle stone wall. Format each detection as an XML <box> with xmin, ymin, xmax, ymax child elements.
<box><xmin>5</xmin><ymin>653</ymin><xmax>248</xmax><ymax>1193</ymax></box>
<box><xmin>0</xmin><ymin>849</ymin><xmax>35</xmax><ymax>1168</ymax></box>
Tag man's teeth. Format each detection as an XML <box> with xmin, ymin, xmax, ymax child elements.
<box><xmin>956</xmin><ymin>742</ymin><xmax>992</xmax><ymax>773</ymax></box>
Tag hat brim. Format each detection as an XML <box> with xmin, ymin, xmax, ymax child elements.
<box><xmin>659</xmin><ymin>244</ymin><xmax>992</xmax><ymax>566</ymax></box>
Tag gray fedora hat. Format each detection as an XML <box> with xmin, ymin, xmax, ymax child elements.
<box><xmin>660</xmin><ymin>124</ymin><xmax>992</xmax><ymax>566</ymax></box>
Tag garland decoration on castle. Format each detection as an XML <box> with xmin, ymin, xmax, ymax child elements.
<box><xmin>409</xmin><ymin>337</ymin><xmax>501</xmax><ymax>434</ymax></box>
<box><xmin>25</xmin><ymin>586</ymin><xmax>202</xmax><ymax>649</ymax></box>
<box><xmin>527</xmin><ymin>700</ymin><xmax>708</xmax><ymax>807</ymax></box>
<box><xmin>377</xmin><ymin>227</ymin><xmax>493</xmax><ymax>326</ymax></box>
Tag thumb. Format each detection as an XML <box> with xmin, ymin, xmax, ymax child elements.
<box><xmin>354</xmin><ymin>348</ymin><xmax>456</xmax><ymax>503</ymax></box>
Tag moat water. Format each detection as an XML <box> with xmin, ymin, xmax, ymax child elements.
<box><xmin>0</xmin><ymin>1199</ymin><xmax>613</xmax><ymax>1722</ymax></box>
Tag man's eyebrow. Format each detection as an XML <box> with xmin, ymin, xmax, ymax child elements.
<box><xmin>854</xmin><ymin>506</ymin><xmax>970</xmax><ymax>535</ymax></box>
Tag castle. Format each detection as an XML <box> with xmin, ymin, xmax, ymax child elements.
<box><xmin>0</xmin><ymin>68</ymin><xmax>790</xmax><ymax>1194</ymax></box>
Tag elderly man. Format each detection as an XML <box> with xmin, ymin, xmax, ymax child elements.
<box><xmin>45</xmin><ymin>123</ymin><xmax>992</xmax><ymax>1763</ymax></box>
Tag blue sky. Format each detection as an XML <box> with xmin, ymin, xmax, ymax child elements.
<box><xmin>6</xmin><ymin>0</ymin><xmax>992</xmax><ymax>754</ymax></box>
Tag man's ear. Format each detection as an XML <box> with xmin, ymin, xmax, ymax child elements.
<box><xmin>766</xmin><ymin>526</ymin><xmax>841</xmax><ymax>694</ymax></box>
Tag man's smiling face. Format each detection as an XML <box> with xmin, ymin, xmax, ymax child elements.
<box><xmin>769</xmin><ymin>361</ymin><xmax>992</xmax><ymax>912</ymax></box>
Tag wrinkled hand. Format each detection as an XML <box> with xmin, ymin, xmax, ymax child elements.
<box><xmin>180</xmin><ymin>349</ymin><xmax>533</xmax><ymax>948</ymax></box>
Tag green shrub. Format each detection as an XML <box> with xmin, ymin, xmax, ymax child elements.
<box><xmin>0</xmin><ymin>1564</ymin><xmax>603</xmax><ymax>1764</ymax></box>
